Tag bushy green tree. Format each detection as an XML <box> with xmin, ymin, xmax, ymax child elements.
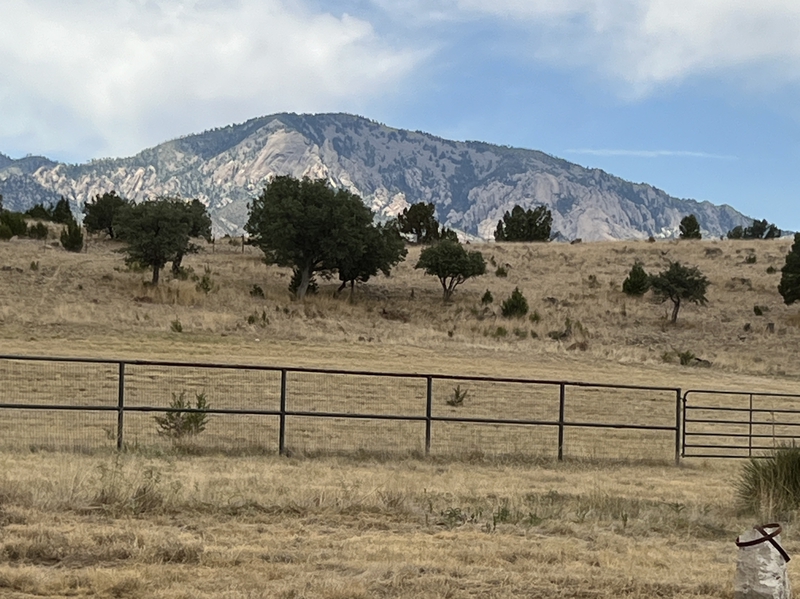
<box><xmin>336</xmin><ymin>219</ymin><xmax>407</xmax><ymax>295</ymax></box>
<box><xmin>0</xmin><ymin>211</ymin><xmax>27</xmax><ymax>237</ymax></box>
<box><xmin>778</xmin><ymin>233</ymin><xmax>800</xmax><ymax>305</ymax></box>
<box><xmin>501</xmin><ymin>287</ymin><xmax>529</xmax><ymax>318</ymax></box>
<box><xmin>415</xmin><ymin>240</ymin><xmax>486</xmax><ymax>301</ymax></box>
<box><xmin>622</xmin><ymin>262</ymin><xmax>650</xmax><ymax>296</ymax></box>
<box><xmin>60</xmin><ymin>218</ymin><xmax>84</xmax><ymax>252</ymax></box>
<box><xmin>115</xmin><ymin>198</ymin><xmax>192</xmax><ymax>284</ymax></box>
<box><xmin>51</xmin><ymin>197</ymin><xmax>74</xmax><ymax>224</ymax></box>
<box><xmin>82</xmin><ymin>191</ymin><xmax>128</xmax><ymax>238</ymax></box>
<box><xmin>650</xmin><ymin>261</ymin><xmax>709</xmax><ymax>323</ymax></box>
<box><xmin>171</xmin><ymin>199</ymin><xmax>212</xmax><ymax>275</ymax></box>
<box><xmin>246</xmin><ymin>176</ymin><xmax>379</xmax><ymax>299</ymax></box>
<box><xmin>398</xmin><ymin>202</ymin><xmax>441</xmax><ymax>244</ymax></box>
<box><xmin>679</xmin><ymin>214</ymin><xmax>701</xmax><ymax>239</ymax></box>
<box><xmin>27</xmin><ymin>222</ymin><xmax>49</xmax><ymax>240</ymax></box>
<box><xmin>494</xmin><ymin>205</ymin><xmax>552</xmax><ymax>242</ymax></box>
<box><xmin>25</xmin><ymin>203</ymin><xmax>54</xmax><ymax>221</ymax></box>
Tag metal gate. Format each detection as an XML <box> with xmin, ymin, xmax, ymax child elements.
<box><xmin>683</xmin><ymin>390</ymin><xmax>800</xmax><ymax>458</ymax></box>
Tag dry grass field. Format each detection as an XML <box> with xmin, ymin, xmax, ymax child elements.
<box><xmin>1</xmin><ymin>233</ymin><xmax>799</xmax><ymax>597</ymax></box>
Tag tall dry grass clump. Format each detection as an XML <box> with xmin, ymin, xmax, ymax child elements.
<box><xmin>736</xmin><ymin>445</ymin><xmax>800</xmax><ymax>519</ymax></box>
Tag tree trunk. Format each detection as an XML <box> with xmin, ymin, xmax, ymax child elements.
<box><xmin>172</xmin><ymin>252</ymin><xmax>184</xmax><ymax>275</ymax></box>
<box><xmin>295</xmin><ymin>267</ymin><xmax>312</xmax><ymax>300</ymax></box>
<box><xmin>152</xmin><ymin>264</ymin><xmax>160</xmax><ymax>285</ymax></box>
<box><xmin>671</xmin><ymin>298</ymin><xmax>681</xmax><ymax>323</ymax></box>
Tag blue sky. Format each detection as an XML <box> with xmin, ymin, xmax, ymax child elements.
<box><xmin>2</xmin><ymin>0</ymin><xmax>799</xmax><ymax>230</ymax></box>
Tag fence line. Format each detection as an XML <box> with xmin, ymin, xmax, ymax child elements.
<box><xmin>0</xmin><ymin>354</ymin><xmax>686</xmax><ymax>462</ymax></box>
<box><xmin>683</xmin><ymin>389</ymin><xmax>800</xmax><ymax>458</ymax></box>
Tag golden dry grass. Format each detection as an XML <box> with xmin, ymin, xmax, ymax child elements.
<box><xmin>0</xmin><ymin>234</ymin><xmax>798</xmax><ymax>389</ymax></box>
<box><xmin>1</xmin><ymin>234</ymin><xmax>799</xmax><ymax>597</ymax></box>
<box><xmin>0</xmin><ymin>452</ymin><xmax>787</xmax><ymax>599</ymax></box>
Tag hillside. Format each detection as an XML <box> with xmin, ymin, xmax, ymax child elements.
<box><xmin>0</xmin><ymin>113</ymin><xmax>752</xmax><ymax>241</ymax></box>
<box><xmin>0</xmin><ymin>234</ymin><xmax>797</xmax><ymax>393</ymax></box>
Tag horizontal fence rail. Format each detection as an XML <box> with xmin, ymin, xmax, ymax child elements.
<box><xmin>683</xmin><ymin>389</ymin><xmax>800</xmax><ymax>458</ymax></box>
<box><xmin>0</xmin><ymin>355</ymin><xmax>684</xmax><ymax>462</ymax></box>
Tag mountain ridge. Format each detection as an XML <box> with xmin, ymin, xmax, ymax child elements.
<box><xmin>0</xmin><ymin>112</ymin><xmax>752</xmax><ymax>240</ymax></box>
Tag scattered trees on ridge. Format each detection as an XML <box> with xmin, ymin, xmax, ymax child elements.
<box><xmin>650</xmin><ymin>261</ymin><xmax>709</xmax><ymax>323</ymax></box>
<box><xmin>397</xmin><ymin>202</ymin><xmax>456</xmax><ymax>243</ymax></box>
<box><xmin>494</xmin><ymin>205</ymin><xmax>552</xmax><ymax>242</ymax></box>
<box><xmin>679</xmin><ymin>214</ymin><xmax>701</xmax><ymax>240</ymax></box>
<box><xmin>415</xmin><ymin>239</ymin><xmax>486</xmax><ymax>301</ymax></box>
<box><xmin>778</xmin><ymin>233</ymin><xmax>800</xmax><ymax>305</ymax></box>
<box><xmin>727</xmin><ymin>219</ymin><xmax>781</xmax><ymax>240</ymax></box>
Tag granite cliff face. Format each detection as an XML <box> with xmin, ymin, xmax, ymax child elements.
<box><xmin>0</xmin><ymin>113</ymin><xmax>751</xmax><ymax>240</ymax></box>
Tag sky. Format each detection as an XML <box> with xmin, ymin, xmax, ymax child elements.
<box><xmin>1</xmin><ymin>0</ymin><xmax>799</xmax><ymax>230</ymax></box>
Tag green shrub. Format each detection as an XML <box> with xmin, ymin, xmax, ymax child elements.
<box><xmin>513</xmin><ymin>328</ymin><xmax>528</xmax><ymax>339</ymax></box>
<box><xmin>447</xmin><ymin>385</ymin><xmax>468</xmax><ymax>407</ymax></box>
<box><xmin>745</xmin><ymin>254</ymin><xmax>757</xmax><ymax>264</ymax></box>
<box><xmin>529</xmin><ymin>310</ymin><xmax>541</xmax><ymax>323</ymax></box>
<box><xmin>0</xmin><ymin>211</ymin><xmax>27</xmax><ymax>237</ymax></box>
<box><xmin>622</xmin><ymin>262</ymin><xmax>650</xmax><ymax>296</ymax></box>
<box><xmin>492</xmin><ymin>326</ymin><xmax>508</xmax><ymax>338</ymax></box>
<box><xmin>678</xmin><ymin>350</ymin><xmax>695</xmax><ymax>365</ymax></box>
<box><xmin>0</xmin><ymin>223</ymin><xmax>12</xmax><ymax>241</ymax></box>
<box><xmin>250</xmin><ymin>284</ymin><xmax>265</xmax><ymax>298</ymax></box>
<box><xmin>494</xmin><ymin>266</ymin><xmax>508</xmax><ymax>278</ymax></box>
<box><xmin>27</xmin><ymin>222</ymin><xmax>49</xmax><ymax>240</ymax></box>
<box><xmin>480</xmin><ymin>290</ymin><xmax>493</xmax><ymax>305</ymax></box>
<box><xmin>29</xmin><ymin>261</ymin><xmax>39</xmax><ymax>271</ymax></box>
<box><xmin>767</xmin><ymin>266</ymin><xmax>777</xmax><ymax>274</ymax></box>
<box><xmin>754</xmin><ymin>305</ymin><xmax>769</xmax><ymax>316</ymax></box>
<box><xmin>737</xmin><ymin>446</ymin><xmax>800</xmax><ymax>518</ymax></box>
<box><xmin>501</xmin><ymin>287</ymin><xmax>529</xmax><ymax>318</ymax></box>
<box><xmin>170</xmin><ymin>319</ymin><xmax>183</xmax><ymax>333</ymax></box>
<box><xmin>154</xmin><ymin>391</ymin><xmax>210</xmax><ymax>441</ymax></box>
<box><xmin>60</xmin><ymin>220</ymin><xmax>84</xmax><ymax>252</ymax></box>
<box><xmin>195</xmin><ymin>273</ymin><xmax>214</xmax><ymax>294</ymax></box>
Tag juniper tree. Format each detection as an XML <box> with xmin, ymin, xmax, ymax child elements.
<box><xmin>415</xmin><ymin>239</ymin><xmax>486</xmax><ymax>301</ymax></box>
<box><xmin>650</xmin><ymin>261</ymin><xmax>709</xmax><ymax>323</ymax></box>
<box><xmin>778</xmin><ymin>233</ymin><xmax>800</xmax><ymax>305</ymax></box>
<box><xmin>622</xmin><ymin>262</ymin><xmax>650</xmax><ymax>296</ymax></box>
<box><xmin>679</xmin><ymin>214</ymin><xmax>701</xmax><ymax>239</ymax></box>
<box><xmin>494</xmin><ymin>205</ymin><xmax>552</xmax><ymax>242</ymax></box>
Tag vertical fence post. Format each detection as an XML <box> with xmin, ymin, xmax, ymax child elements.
<box><xmin>116</xmin><ymin>362</ymin><xmax>125</xmax><ymax>451</ymax></box>
<box><xmin>675</xmin><ymin>389</ymin><xmax>682</xmax><ymax>465</ymax></box>
<box><xmin>425</xmin><ymin>377</ymin><xmax>432</xmax><ymax>456</ymax></box>
<box><xmin>681</xmin><ymin>391</ymin><xmax>688</xmax><ymax>459</ymax></box>
<box><xmin>749</xmin><ymin>393</ymin><xmax>754</xmax><ymax>457</ymax></box>
<box><xmin>557</xmin><ymin>383</ymin><xmax>565</xmax><ymax>461</ymax></box>
<box><xmin>279</xmin><ymin>369</ymin><xmax>287</xmax><ymax>456</ymax></box>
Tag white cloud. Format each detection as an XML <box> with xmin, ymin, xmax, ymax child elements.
<box><xmin>0</xmin><ymin>0</ymin><xmax>425</xmax><ymax>160</ymax></box>
<box><xmin>565</xmin><ymin>149</ymin><xmax>737</xmax><ymax>160</ymax></box>
<box><xmin>403</xmin><ymin>0</ymin><xmax>800</xmax><ymax>95</ymax></box>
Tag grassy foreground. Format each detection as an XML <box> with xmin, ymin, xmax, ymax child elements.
<box><xmin>0</xmin><ymin>452</ymin><xmax>783</xmax><ymax>599</ymax></box>
<box><xmin>1</xmin><ymin>234</ymin><xmax>799</xmax><ymax>597</ymax></box>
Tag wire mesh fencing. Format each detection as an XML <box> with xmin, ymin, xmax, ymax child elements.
<box><xmin>0</xmin><ymin>355</ymin><xmax>683</xmax><ymax>462</ymax></box>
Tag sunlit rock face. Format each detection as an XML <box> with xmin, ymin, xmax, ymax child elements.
<box><xmin>0</xmin><ymin>113</ymin><xmax>751</xmax><ymax>240</ymax></box>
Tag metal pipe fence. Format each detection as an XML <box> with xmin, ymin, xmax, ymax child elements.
<box><xmin>0</xmin><ymin>354</ymin><xmax>683</xmax><ymax>462</ymax></box>
<box><xmin>683</xmin><ymin>389</ymin><xmax>800</xmax><ymax>458</ymax></box>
